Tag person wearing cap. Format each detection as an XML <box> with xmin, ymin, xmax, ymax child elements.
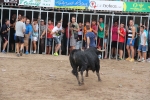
<box><xmin>39</xmin><ymin>19</ymin><xmax>46</xmax><ymax>54</ymax></box>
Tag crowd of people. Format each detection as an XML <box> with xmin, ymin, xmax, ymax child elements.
<box><xmin>0</xmin><ymin>14</ymin><xmax>150</xmax><ymax>62</ymax></box>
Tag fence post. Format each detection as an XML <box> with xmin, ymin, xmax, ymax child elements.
<box><xmin>109</xmin><ymin>12</ymin><xmax>114</xmax><ymax>59</ymax></box>
<box><xmin>0</xmin><ymin>4</ymin><xmax>3</xmax><ymax>52</ymax></box>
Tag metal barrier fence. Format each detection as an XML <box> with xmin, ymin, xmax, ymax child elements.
<box><xmin>0</xmin><ymin>6</ymin><xmax>150</xmax><ymax>60</ymax></box>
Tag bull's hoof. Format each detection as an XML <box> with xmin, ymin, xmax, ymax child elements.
<box><xmin>78</xmin><ymin>83</ymin><xmax>82</xmax><ymax>86</ymax></box>
<box><xmin>85</xmin><ymin>75</ymin><xmax>88</xmax><ymax>77</ymax></box>
<box><xmin>81</xmin><ymin>82</ymin><xmax>84</xmax><ymax>85</ymax></box>
<box><xmin>98</xmin><ymin>79</ymin><xmax>102</xmax><ymax>82</ymax></box>
<box><xmin>78</xmin><ymin>83</ymin><xmax>84</xmax><ymax>86</ymax></box>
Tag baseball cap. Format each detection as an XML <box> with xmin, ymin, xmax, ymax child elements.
<box><xmin>40</xmin><ymin>19</ymin><xmax>44</xmax><ymax>22</ymax></box>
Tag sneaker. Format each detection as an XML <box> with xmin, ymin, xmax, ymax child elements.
<box><xmin>16</xmin><ymin>53</ymin><xmax>20</xmax><ymax>57</ymax></box>
<box><xmin>54</xmin><ymin>52</ymin><xmax>58</xmax><ymax>56</ymax></box>
<box><xmin>20</xmin><ymin>50</ymin><xmax>23</xmax><ymax>56</ymax></box>
<box><xmin>33</xmin><ymin>51</ymin><xmax>36</xmax><ymax>54</ymax></box>
<box><xmin>42</xmin><ymin>52</ymin><xmax>45</xmax><ymax>54</ymax></box>
<box><xmin>111</xmin><ymin>56</ymin><xmax>114</xmax><ymax>59</ymax></box>
<box><xmin>25</xmin><ymin>51</ymin><xmax>29</xmax><ymax>55</ymax></box>
<box><xmin>118</xmin><ymin>57</ymin><xmax>122</xmax><ymax>61</ymax></box>
<box><xmin>129</xmin><ymin>58</ymin><xmax>135</xmax><ymax>62</ymax></box>
<box><xmin>126</xmin><ymin>57</ymin><xmax>131</xmax><ymax>61</ymax></box>
<box><xmin>2</xmin><ymin>50</ymin><xmax>6</xmax><ymax>54</ymax></box>
<box><xmin>142</xmin><ymin>60</ymin><xmax>146</xmax><ymax>63</ymax></box>
<box><xmin>138</xmin><ymin>59</ymin><xmax>142</xmax><ymax>62</ymax></box>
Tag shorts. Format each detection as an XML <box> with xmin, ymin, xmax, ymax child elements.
<box><xmin>15</xmin><ymin>36</ymin><xmax>24</xmax><ymax>43</ymax></box>
<box><xmin>118</xmin><ymin>42</ymin><xmax>124</xmax><ymax>50</ymax></box>
<box><xmin>24</xmin><ymin>34</ymin><xmax>30</xmax><ymax>46</ymax></box>
<box><xmin>127</xmin><ymin>38</ymin><xmax>135</xmax><ymax>46</ymax></box>
<box><xmin>138</xmin><ymin>45</ymin><xmax>147</xmax><ymax>52</ymax></box>
<box><xmin>70</xmin><ymin>36</ymin><xmax>77</xmax><ymax>46</ymax></box>
<box><xmin>97</xmin><ymin>37</ymin><xmax>103</xmax><ymax>47</ymax></box>
<box><xmin>32</xmin><ymin>37</ymin><xmax>38</xmax><ymax>41</ymax></box>
<box><xmin>111</xmin><ymin>41</ymin><xmax>117</xmax><ymax>48</ymax></box>
<box><xmin>1</xmin><ymin>35</ymin><xmax>8</xmax><ymax>42</ymax></box>
<box><xmin>53</xmin><ymin>37</ymin><xmax>61</xmax><ymax>44</ymax></box>
<box><xmin>47</xmin><ymin>38</ymin><xmax>53</xmax><ymax>46</ymax></box>
<box><xmin>104</xmin><ymin>38</ymin><xmax>107</xmax><ymax>43</ymax></box>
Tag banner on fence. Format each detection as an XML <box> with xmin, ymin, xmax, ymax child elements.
<box><xmin>123</xmin><ymin>2</ymin><xmax>150</xmax><ymax>12</ymax></box>
<box><xmin>19</xmin><ymin>0</ymin><xmax>54</xmax><ymax>7</ymax></box>
<box><xmin>55</xmin><ymin>0</ymin><xmax>89</xmax><ymax>9</ymax></box>
<box><xmin>88</xmin><ymin>1</ymin><xmax>123</xmax><ymax>11</ymax></box>
<box><xmin>0</xmin><ymin>0</ymin><xmax>18</xmax><ymax>3</ymax></box>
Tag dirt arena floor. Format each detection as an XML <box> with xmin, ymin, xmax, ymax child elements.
<box><xmin>0</xmin><ymin>53</ymin><xmax>150</xmax><ymax>100</ymax></box>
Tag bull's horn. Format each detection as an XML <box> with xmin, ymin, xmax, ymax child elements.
<box><xmin>97</xmin><ymin>49</ymin><xmax>105</xmax><ymax>52</ymax></box>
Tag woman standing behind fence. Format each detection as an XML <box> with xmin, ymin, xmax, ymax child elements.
<box><xmin>69</xmin><ymin>16</ymin><xmax>79</xmax><ymax>51</ymax></box>
<box><xmin>32</xmin><ymin>19</ymin><xmax>39</xmax><ymax>54</ymax></box>
<box><xmin>118</xmin><ymin>22</ymin><xmax>126</xmax><ymax>60</ymax></box>
<box><xmin>76</xmin><ymin>22</ymin><xmax>83</xmax><ymax>49</ymax></box>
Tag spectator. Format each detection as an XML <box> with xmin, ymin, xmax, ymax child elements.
<box><xmin>15</xmin><ymin>16</ymin><xmax>26</xmax><ymax>57</ymax></box>
<box><xmin>83</xmin><ymin>22</ymin><xmax>92</xmax><ymax>49</ymax></box>
<box><xmin>86</xmin><ymin>25</ymin><xmax>96</xmax><ymax>48</ymax></box>
<box><xmin>40</xmin><ymin>19</ymin><xmax>54</xmax><ymax>55</ymax></box>
<box><xmin>138</xmin><ymin>26</ymin><xmax>147</xmax><ymax>62</ymax></box>
<box><xmin>70</xmin><ymin>16</ymin><xmax>79</xmax><ymax>51</ymax></box>
<box><xmin>111</xmin><ymin>21</ymin><xmax>118</xmax><ymax>58</ymax></box>
<box><xmin>24</xmin><ymin>19</ymin><xmax>32</xmax><ymax>55</ymax></box>
<box><xmin>10</xmin><ymin>14</ymin><xmax>16</xmax><ymax>52</ymax></box>
<box><xmin>126</xmin><ymin>20</ymin><xmax>136</xmax><ymax>62</ymax></box>
<box><xmin>51</xmin><ymin>21</ymin><xmax>63</xmax><ymax>56</ymax></box>
<box><xmin>104</xmin><ymin>24</ymin><xmax>109</xmax><ymax>58</ymax></box>
<box><xmin>39</xmin><ymin>19</ymin><xmax>46</xmax><ymax>54</ymax></box>
<box><xmin>0</xmin><ymin>19</ymin><xmax>10</xmax><ymax>53</ymax></box>
<box><xmin>32</xmin><ymin>18</ymin><xmax>38</xmax><ymax>54</ymax></box>
<box><xmin>76</xmin><ymin>22</ymin><xmax>83</xmax><ymax>49</ymax></box>
<box><xmin>118</xmin><ymin>22</ymin><xmax>126</xmax><ymax>60</ymax></box>
<box><xmin>97</xmin><ymin>17</ymin><xmax>104</xmax><ymax>50</ymax></box>
<box><xmin>91</xmin><ymin>19</ymin><xmax>98</xmax><ymax>35</ymax></box>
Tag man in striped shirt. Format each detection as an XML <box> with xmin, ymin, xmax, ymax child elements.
<box><xmin>126</xmin><ymin>20</ymin><xmax>136</xmax><ymax>62</ymax></box>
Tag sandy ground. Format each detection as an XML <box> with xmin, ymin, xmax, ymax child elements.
<box><xmin>0</xmin><ymin>53</ymin><xmax>150</xmax><ymax>100</ymax></box>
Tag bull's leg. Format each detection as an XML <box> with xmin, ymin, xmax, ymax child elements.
<box><xmin>85</xmin><ymin>69</ymin><xmax>88</xmax><ymax>77</ymax></box>
<box><xmin>95</xmin><ymin>63</ymin><xmax>101</xmax><ymax>81</ymax></box>
<box><xmin>75</xmin><ymin>72</ymin><xmax>81</xmax><ymax>85</ymax></box>
<box><xmin>96</xmin><ymin>72</ymin><xmax>101</xmax><ymax>81</ymax></box>
<box><xmin>72</xmin><ymin>67</ymin><xmax>81</xmax><ymax>85</ymax></box>
<box><xmin>80</xmin><ymin>71</ymin><xmax>84</xmax><ymax>85</ymax></box>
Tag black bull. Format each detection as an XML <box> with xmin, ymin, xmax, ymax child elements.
<box><xmin>69</xmin><ymin>47</ymin><xmax>102</xmax><ymax>85</ymax></box>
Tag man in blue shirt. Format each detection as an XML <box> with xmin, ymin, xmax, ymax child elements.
<box><xmin>24</xmin><ymin>19</ymin><xmax>32</xmax><ymax>54</ymax></box>
<box><xmin>85</xmin><ymin>25</ymin><xmax>96</xmax><ymax>48</ymax></box>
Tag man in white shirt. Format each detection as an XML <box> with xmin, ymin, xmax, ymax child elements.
<box><xmin>51</xmin><ymin>21</ymin><xmax>64</xmax><ymax>56</ymax></box>
<box><xmin>15</xmin><ymin>16</ymin><xmax>26</xmax><ymax>57</ymax></box>
<box><xmin>138</xmin><ymin>26</ymin><xmax>147</xmax><ymax>62</ymax></box>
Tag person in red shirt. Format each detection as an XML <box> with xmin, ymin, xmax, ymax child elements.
<box><xmin>91</xmin><ymin>19</ymin><xmax>98</xmax><ymax>35</ymax></box>
<box><xmin>118</xmin><ymin>22</ymin><xmax>126</xmax><ymax>60</ymax></box>
<box><xmin>47</xmin><ymin>20</ymin><xmax>54</xmax><ymax>54</ymax></box>
<box><xmin>41</xmin><ymin>19</ymin><xmax>54</xmax><ymax>54</ymax></box>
